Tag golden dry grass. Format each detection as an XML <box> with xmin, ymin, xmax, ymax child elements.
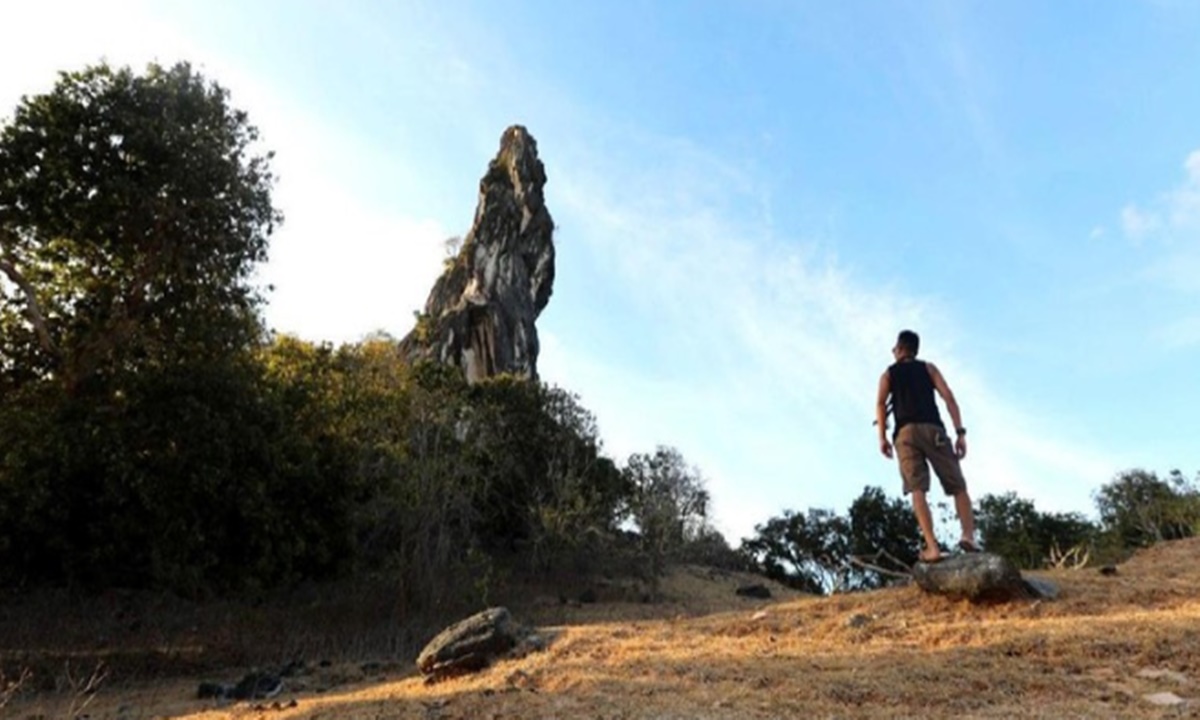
<box><xmin>9</xmin><ymin>540</ymin><xmax>1200</xmax><ymax>719</ymax></box>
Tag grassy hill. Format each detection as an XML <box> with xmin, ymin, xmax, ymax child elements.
<box><xmin>7</xmin><ymin>539</ymin><xmax>1200</xmax><ymax>719</ymax></box>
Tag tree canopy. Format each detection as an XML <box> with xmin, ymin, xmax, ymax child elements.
<box><xmin>0</xmin><ymin>61</ymin><xmax>278</xmax><ymax>392</ymax></box>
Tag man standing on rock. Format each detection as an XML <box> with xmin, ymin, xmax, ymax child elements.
<box><xmin>875</xmin><ymin>330</ymin><xmax>978</xmax><ymax>563</ymax></box>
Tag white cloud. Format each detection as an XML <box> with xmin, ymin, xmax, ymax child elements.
<box><xmin>1120</xmin><ymin>149</ymin><xmax>1200</xmax><ymax>247</ymax></box>
<box><xmin>1120</xmin><ymin>149</ymin><xmax>1200</xmax><ymax>316</ymax></box>
<box><xmin>1121</xmin><ymin>204</ymin><xmax>1160</xmax><ymax>243</ymax></box>
<box><xmin>1166</xmin><ymin>149</ymin><xmax>1200</xmax><ymax>231</ymax></box>
<box><xmin>540</xmin><ymin>130</ymin><xmax>1117</xmax><ymax>541</ymax></box>
<box><xmin>0</xmin><ymin>1</ymin><xmax>449</xmax><ymax>345</ymax></box>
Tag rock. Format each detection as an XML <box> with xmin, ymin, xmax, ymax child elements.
<box><xmin>911</xmin><ymin>552</ymin><xmax>1057</xmax><ymax>602</ymax></box>
<box><xmin>1137</xmin><ymin>668</ymin><xmax>1191</xmax><ymax>684</ymax></box>
<box><xmin>196</xmin><ymin>670</ymin><xmax>282</xmax><ymax>701</ymax></box>
<box><xmin>1143</xmin><ymin>691</ymin><xmax>1186</xmax><ymax>706</ymax></box>
<box><xmin>736</xmin><ymin>584</ymin><xmax>772</xmax><ymax>599</ymax></box>
<box><xmin>1099</xmin><ymin>565</ymin><xmax>1119</xmax><ymax>576</ymax></box>
<box><xmin>846</xmin><ymin>613</ymin><xmax>873</xmax><ymax>628</ymax></box>
<box><xmin>1020</xmin><ymin>575</ymin><xmax>1061</xmax><ymax>600</ymax></box>
<box><xmin>399</xmin><ymin>125</ymin><xmax>555</xmax><ymax>384</ymax></box>
<box><xmin>417</xmin><ymin>607</ymin><xmax>528</xmax><ymax>678</ymax></box>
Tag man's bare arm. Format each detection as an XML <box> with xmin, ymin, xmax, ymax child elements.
<box><xmin>876</xmin><ymin>371</ymin><xmax>893</xmax><ymax>458</ymax></box>
<box><xmin>928</xmin><ymin>362</ymin><xmax>967</xmax><ymax>458</ymax></box>
<box><xmin>926</xmin><ymin>362</ymin><xmax>963</xmax><ymax>431</ymax></box>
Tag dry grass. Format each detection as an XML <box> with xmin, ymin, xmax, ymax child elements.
<box><xmin>7</xmin><ymin>540</ymin><xmax>1200</xmax><ymax>719</ymax></box>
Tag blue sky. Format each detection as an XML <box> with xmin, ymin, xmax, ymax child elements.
<box><xmin>5</xmin><ymin>1</ymin><xmax>1199</xmax><ymax>543</ymax></box>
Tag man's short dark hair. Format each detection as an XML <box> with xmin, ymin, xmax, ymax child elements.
<box><xmin>897</xmin><ymin>330</ymin><xmax>920</xmax><ymax>355</ymax></box>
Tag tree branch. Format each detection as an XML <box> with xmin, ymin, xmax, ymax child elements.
<box><xmin>848</xmin><ymin>550</ymin><xmax>915</xmax><ymax>580</ymax></box>
<box><xmin>0</xmin><ymin>244</ymin><xmax>56</xmax><ymax>357</ymax></box>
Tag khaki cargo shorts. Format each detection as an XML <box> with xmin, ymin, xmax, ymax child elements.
<box><xmin>895</xmin><ymin>423</ymin><xmax>967</xmax><ymax>496</ymax></box>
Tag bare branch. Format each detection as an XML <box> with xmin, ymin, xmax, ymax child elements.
<box><xmin>0</xmin><ymin>667</ymin><xmax>33</xmax><ymax>709</ymax></box>
<box><xmin>848</xmin><ymin>553</ymin><xmax>914</xmax><ymax>580</ymax></box>
<box><xmin>1046</xmin><ymin>541</ymin><xmax>1091</xmax><ymax>570</ymax></box>
<box><xmin>0</xmin><ymin>249</ymin><xmax>56</xmax><ymax>356</ymax></box>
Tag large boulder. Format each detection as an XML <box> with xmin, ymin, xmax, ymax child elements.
<box><xmin>912</xmin><ymin>552</ymin><xmax>1059</xmax><ymax>602</ymax></box>
<box><xmin>417</xmin><ymin>607</ymin><xmax>527</xmax><ymax>679</ymax></box>
<box><xmin>399</xmin><ymin>125</ymin><xmax>555</xmax><ymax>383</ymax></box>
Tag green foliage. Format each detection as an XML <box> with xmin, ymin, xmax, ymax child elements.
<box><xmin>976</xmin><ymin>492</ymin><xmax>1098</xmax><ymax>569</ymax></box>
<box><xmin>0</xmin><ymin>61</ymin><xmax>278</xmax><ymax>393</ymax></box>
<box><xmin>622</xmin><ymin>447</ymin><xmax>710</xmax><ymax>597</ymax></box>
<box><xmin>847</xmin><ymin>485</ymin><xmax>922</xmax><ymax>586</ymax></box>
<box><xmin>0</xmin><ymin>61</ymin><xmax>324</xmax><ymax>596</ymax></box>
<box><xmin>0</xmin><ymin>356</ymin><xmax>351</xmax><ymax>594</ymax></box>
<box><xmin>740</xmin><ymin>508</ymin><xmax>848</xmax><ymax>594</ymax></box>
<box><xmin>1094</xmin><ymin>469</ymin><xmax>1200</xmax><ymax>549</ymax></box>
<box><xmin>741</xmin><ymin>486</ymin><xmax>922</xmax><ymax>594</ymax></box>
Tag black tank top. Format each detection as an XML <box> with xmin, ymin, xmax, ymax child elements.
<box><xmin>888</xmin><ymin>360</ymin><xmax>943</xmax><ymax>436</ymax></box>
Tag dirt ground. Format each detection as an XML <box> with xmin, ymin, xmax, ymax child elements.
<box><xmin>6</xmin><ymin>540</ymin><xmax>1200</xmax><ymax>719</ymax></box>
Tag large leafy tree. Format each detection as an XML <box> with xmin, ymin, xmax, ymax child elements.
<box><xmin>847</xmin><ymin>485</ymin><xmax>922</xmax><ymax>587</ymax></box>
<box><xmin>623</xmin><ymin>446</ymin><xmax>710</xmax><ymax>596</ymax></box>
<box><xmin>976</xmin><ymin>492</ymin><xmax>1097</xmax><ymax>569</ymax></box>
<box><xmin>740</xmin><ymin>507</ymin><xmax>850</xmax><ymax>594</ymax></box>
<box><xmin>1094</xmin><ymin>469</ymin><xmax>1200</xmax><ymax>549</ymax></box>
<box><xmin>0</xmin><ymin>62</ymin><xmax>310</xmax><ymax>593</ymax></box>
<box><xmin>0</xmin><ymin>61</ymin><xmax>278</xmax><ymax>391</ymax></box>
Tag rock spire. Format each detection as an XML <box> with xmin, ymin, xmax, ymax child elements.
<box><xmin>400</xmin><ymin>125</ymin><xmax>555</xmax><ymax>382</ymax></box>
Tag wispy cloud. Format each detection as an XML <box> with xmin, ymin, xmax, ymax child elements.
<box><xmin>1118</xmin><ymin>149</ymin><xmax>1200</xmax><ymax>347</ymax></box>
<box><xmin>540</xmin><ymin>128</ymin><xmax>1117</xmax><ymax>540</ymax></box>
<box><xmin>1121</xmin><ymin>149</ymin><xmax>1200</xmax><ymax>248</ymax></box>
<box><xmin>1</xmin><ymin>1</ymin><xmax>452</xmax><ymax>345</ymax></box>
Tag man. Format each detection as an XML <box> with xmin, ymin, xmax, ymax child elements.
<box><xmin>875</xmin><ymin>330</ymin><xmax>978</xmax><ymax>563</ymax></box>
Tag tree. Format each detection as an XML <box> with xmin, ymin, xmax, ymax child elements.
<box><xmin>0</xmin><ymin>61</ymin><xmax>278</xmax><ymax>392</ymax></box>
<box><xmin>847</xmin><ymin>486</ymin><xmax>922</xmax><ymax>587</ymax></box>
<box><xmin>975</xmin><ymin>492</ymin><xmax>1098</xmax><ymax>569</ymax></box>
<box><xmin>623</xmin><ymin>446</ymin><xmax>710</xmax><ymax>597</ymax></box>
<box><xmin>740</xmin><ymin>508</ymin><xmax>849</xmax><ymax>594</ymax></box>
<box><xmin>0</xmin><ymin>62</ymin><xmax>304</xmax><ymax>594</ymax></box>
<box><xmin>1094</xmin><ymin>469</ymin><xmax>1200</xmax><ymax>549</ymax></box>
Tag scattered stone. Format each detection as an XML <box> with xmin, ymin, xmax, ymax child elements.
<box><xmin>399</xmin><ymin>125</ymin><xmax>556</xmax><ymax>384</ymax></box>
<box><xmin>1021</xmin><ymin>576</ymin><xmax>1061</xmax><ymax>600</ymax></box>
<box><xmin>751</xmin><ymin>610</ymin><xmax>769</xmax><ymax>621</ymax></box>
<box><xmin>578</xmin><ymin>588</ymin><xmax>598</xmax><ymax>604</ymax></box>
<box><xmin>912</xmin><ymin>552</ymin><xmax>1057</xmax><ymax>602</ymax></box>
<box><xmin>1143</xmin><ymin>691</ymin><xmax>1186</xmax><ymax>706</ymax></box>
<box><xmin>736</xmin><ymin>584</ymin><xmax>772</xmax><ymax>599</ymax></box>
<box><xmin>846</xmin><ymin>613</ymin><xmax>872</xmax><ymax>628</ymax></box>
<box><xmin>197</xmin><ymin>681</ymin><xmax>227</xmax><ymax>700</ymax></box>
<box><xmin>1100</xmin><ymin>565</ymin><xmax>1119</xmax><ymax>576</ymax></box>
<box><xmin>417</xmin><ymin>607</ymin><xmax>532</xmax><ymax>679</ymax></box>
<box><xmin>1137</xmin><ymin>668</ymin><xmax>1191</xmax><ymax>684</ymax></box>
<box><xmin>196</xmin><ymin>670</ymin><xmax>282</xmax><ymax>701</ymax></box>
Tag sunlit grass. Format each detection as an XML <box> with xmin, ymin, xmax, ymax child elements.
<box><xmin>11</xmin><ymin>539</ymin><xmax>1200</xmax><ymax>718</ymax></box>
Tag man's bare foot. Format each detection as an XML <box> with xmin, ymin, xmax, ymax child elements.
<box><xmin>957</xmin><ymin>539</ymin><xmax>981</xmax><ymax>553</ymax></box>
<box><xmin>918</xmin><ymin>548</ymin><xmax>942</xmax><ymax>563</ymax></box>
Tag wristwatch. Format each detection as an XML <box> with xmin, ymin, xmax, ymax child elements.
<box><xmin>955</xmin><ymin>427</ymin><xmax>967</xmax><ymax>436</ymax></box>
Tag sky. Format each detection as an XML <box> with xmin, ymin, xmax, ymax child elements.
<box><xmin>4</xmin><ymin>1</ymin><xmax>1199</xmax><ymax>544</ymax></box>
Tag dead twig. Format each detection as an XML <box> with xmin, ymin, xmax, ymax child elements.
<box><xmin>848</xmin><ymin>550</ymin><xmax>915</xmax><ymax>580</ymax></box>
<box><xmin>0</xmin><ymin>667</ymin><xmax>33</xmax><ymax>709</ymax></box>
<box><xmin>62</xmin><ymin>660</ymin><xmax>108</xmax><ymax>719</ymax></box>
<box><xmin>1046</xmin><ymin>541</ymin><xmax>1091</xmax><ymax>570</ymax></box>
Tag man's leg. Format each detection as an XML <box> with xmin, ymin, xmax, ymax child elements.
<box><xmin>910</xmin><ymin>489</ymin><xmax>941</xmax><ymax>561</ymax></box>
<box><xmin>954</xmin><ymin>488</ymin><xmax>977</xmax><ymax>547</ymax></box>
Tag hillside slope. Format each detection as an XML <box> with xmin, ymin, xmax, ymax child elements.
<box><xmin>12</xmin><ymin>540</ymin><xmax>1200</xmax><ymax>719</ymax></box>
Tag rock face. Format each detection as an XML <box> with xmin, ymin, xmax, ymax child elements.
<box><xmin>911</xmin><ymin>552</ymin><xmax>1059</xmax><ymax>602</ymax></box>
<box><xmin>417</xmin><ymin>606</ymin><xmax>527</xmax><ymax>678</ymax></box>
<box><xmin>400</xmin><ymin>125</ymin><xmax>555</xmax><ymax>383</ymax></box>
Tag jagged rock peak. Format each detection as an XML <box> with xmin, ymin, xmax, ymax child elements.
<box><xmin>400</xmin><ymin>125</ymin><xmax>556</xmax><ymax>383</ymax></box>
